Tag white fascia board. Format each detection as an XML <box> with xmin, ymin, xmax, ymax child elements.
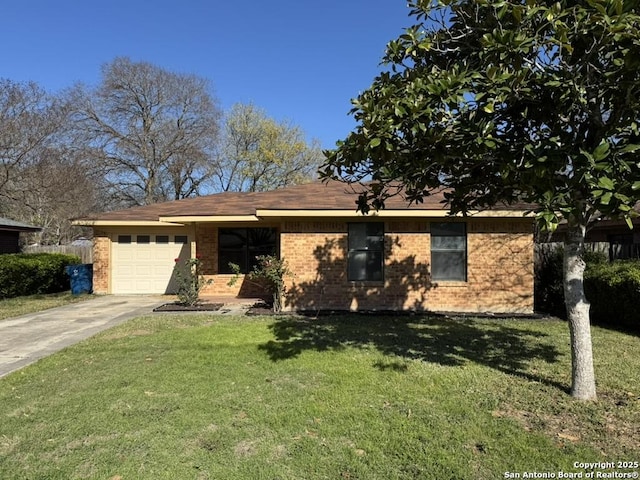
<box><xmin>254</xmin><ymin>209</ymin><xmax>531</xmax><ymax>218</ymax></box>
<box><xmin>158</xmin><ymin>215</ymin><xmax>260</xmax><ymax>223</ymax></box>
<box><xmin>71</xmin><ymin>220</ymin><xmax>185</xmax><ymax>227</ymax></box>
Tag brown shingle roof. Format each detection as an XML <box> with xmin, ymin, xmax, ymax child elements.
<box><xmin>78</xmin><ymin>180</ymin><xmax>530</xmax><ymax>222</ymax></box>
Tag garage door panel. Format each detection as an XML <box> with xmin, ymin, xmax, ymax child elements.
<box><xmin>115</xmin><ymin>265</ymin><xmax>135</xmax><ymax>275</ymax></box>
<box><xmin>111</xmin><ymin>230</ymin><xmax>191</xmax><ymax>294</ymax></box>
<box><xmin>117</xmin><ymin>248</ymin><xmax>135</xmax><ymax>261</ymax></box>
<box><xmin>137</xmin><ymin>250</ymin><xmax>154</xmax><ymax>261</ymax></box>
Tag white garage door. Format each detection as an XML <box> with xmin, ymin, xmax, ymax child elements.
<box><xmin>111</xmin><ymin>231</ymin><xmax>191</xmax><ymax>294</ymax></box>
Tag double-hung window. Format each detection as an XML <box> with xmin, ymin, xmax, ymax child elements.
<box><xmin>218</xmin><ymin>228</ymin><xmax>277</xmax><ymax>274</ymax></box>
<box><xmin>431</xmin><ymin>223</ymin><xmax>467</xmax><ymax>281</ymax></box>
<box><xmin>348</xmin><ymin>222</ymin><xmax>384</xmax><ymax>281</ymax></box>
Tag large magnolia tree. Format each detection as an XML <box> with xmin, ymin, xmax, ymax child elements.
<box><xmin>322</xmin><ymin>0</ymin><xmax>640</xmax><ymax>400</ymax></box>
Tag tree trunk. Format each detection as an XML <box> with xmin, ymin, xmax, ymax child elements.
<box><xmin>563</xmin><ymin>223</ymin><xmax>597</xmax><ymax>400</ymax></box>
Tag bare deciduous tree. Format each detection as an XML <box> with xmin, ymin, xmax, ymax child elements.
<box><xmin>0</xmin><ymin>79</ymin><xmax>67</xmax><ymax>209</ymax></box>
<box><xmin>75</xmin><ymin>57</ymin><xmax>222</xmax><ymax>206</ymax></box>
<box><xmin>0</xmin><ymin>79</ymin><xmax>107</xmax><ymax>244</ymax></box>
<box><xmin>13</xmin><ymin>147</ymin><xmax>107</xmax><ymax>244</ymax></box>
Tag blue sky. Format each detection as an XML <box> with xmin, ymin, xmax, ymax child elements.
<box><xmin>1</xmin><ymin>1</ymin><xmax>413</xmax><ymax>149</ymax></box>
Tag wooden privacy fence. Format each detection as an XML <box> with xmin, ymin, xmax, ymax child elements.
<box><xmin>23</xmin><ymin>245</ymin><xmax>93</xmax><ymax>264</ymax></box>
<box><xmin>535</xmin><ymin>242</ymin><xmax>618</xmax><ymax>262</ymax></box>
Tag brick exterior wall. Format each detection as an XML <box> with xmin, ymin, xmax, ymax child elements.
<box><xmin>94</xmin><ymin>218</ymin><xmax>533</xmax><ymax>313</ymax></box>
<box><xmin>92</xmin><ymin>230</ymin><xmax>110</xmax><ymax>294</ymax></box>
<box><xmin>193</xmin><ymin>219</ymin><xmax>534</xmax><ymax>312</ymax></box>
<box><xmin>280</xmin><ymin>219</ymin><xmax>534</xmax><ymax>313</ymax></box>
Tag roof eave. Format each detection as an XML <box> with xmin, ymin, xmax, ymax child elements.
<box><xmin>73</xmin><ymin>210</ymin><xmax>533</xmax><ymax>226</ymax></box>
<box><xmin>71</xmin><ymin>220</ymin><xmax>185</xmax><ymax>227</ymax></box>
<box><xmin>255</xmin><ymin>209</ymin><xmax>533</xmax><ymax>219</ymax></box>
<box><xmin>0</xmin><ymin>226</ymin><xmax>42</xmax><ymax>232</ymax></box>
<box><xmin>159</xmin><ymin>215</ymin><xmax>260</xmax><ymax>223</ymax></box>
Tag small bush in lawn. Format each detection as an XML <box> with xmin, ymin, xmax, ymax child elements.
<box><xmin>173</xmin><ymin>257</ymin><xmax>213</xmax><ymax>306</ymax></box>
<box><xmin>0</xmin><ymin>253</ymin><xmax>81</xmax><ymax>299</ymax></box>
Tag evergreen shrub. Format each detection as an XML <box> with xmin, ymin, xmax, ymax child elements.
<box><xmin>585</xmin><ymin>260</ymin><xmax>640</xmax><ymax>332</ymax></box>
<box><xmin>0</xmin><ymin>253</ymin><xmax>81</xmax><ymax>299</ymax></box>
<box><xmin>535</xmin><ymin>246</ymin><xmax>607</xmax><ymax>319</ymax></box>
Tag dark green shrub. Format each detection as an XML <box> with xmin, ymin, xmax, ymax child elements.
<box><xmin>585</xmin><ymin>261</ymin><xmax>640</xmax><ymax>332</ymax></box>
<box><xmin>534</xmin><ymin>246</ymin><xmax>607</xmax><ymax>318</ymax></box>
<box><xmin>535</xmin><ymin>246</ymin><xmax>565</xmax><ymax>317</ymax></box>
<box><xmin>0</xmin><ymin>253</ymin><xmax>81</xmax><ymax>299</ymax></box>
<box><xmin>536</xmin><ymin>245</ymin><xmax>640</xmax><ymax>331</ymax></box>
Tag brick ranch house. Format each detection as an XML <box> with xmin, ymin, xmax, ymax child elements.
<box><xmin>74</xmin><ymin>180</ymin><xmax>535</xmax><ymax>313</ymax></box>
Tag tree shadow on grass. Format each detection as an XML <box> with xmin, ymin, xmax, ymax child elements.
<box><xmin>259</xmin><ymin>314</ymin><xmax>567</xmax><ymax>393</ymax></box>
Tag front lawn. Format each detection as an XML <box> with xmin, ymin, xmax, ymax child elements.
<box><xmin>0</xmin><ymin>314</ymin><xmax>638</xmax><ymax>479</ymax></box>
<box><xmin>0</xmin><ymin>292</ymin><xmax>91</xmax><ymax>320</ymax></box>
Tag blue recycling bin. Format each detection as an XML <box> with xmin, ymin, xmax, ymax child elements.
<box><xmin>65</xmin><ymin>264</ymin><xmax>93</xmax><ymax>295</ymax></box>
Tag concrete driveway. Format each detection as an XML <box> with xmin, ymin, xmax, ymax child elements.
<box><xmin>0</xmin><ymin>295</ymin><xmax>164</xmax><ymax>378</ymax></box>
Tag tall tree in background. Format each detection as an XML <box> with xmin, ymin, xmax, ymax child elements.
<box><xmin>0</xmin><ymin>79</ymin><xmax>105</xmax><ymax>243</ymax></box>
<box><xmin>215</xmin><ymin>103</ymin><xmax>322</xmax><ymax>192</ymax></box>
<box><xmin>76</xmin><ymin>57</ymin><xmax>222</xmax><ymax>206</ymax></box>
<box><xmin>0</xmin><ymin>79</ymin><xmax>66</xmax><ymax>210</ymax></box>
<box><xmin>13</xmin><ymin>147</ymin><xmax>107</xmax><ymax>244</ymax></box>
<box><xmin>323</xmin><ymin>0</ymin><xmax>640</xmax><ymax>400</ymax></box>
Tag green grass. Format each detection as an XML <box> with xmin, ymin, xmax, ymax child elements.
<box><xmin>0</xmin><ymin>314</ymin><xmax>638</xmax><ymax>479</ymax></box>
<box><xmin>0</xmin><ymin>292</ymin><xmax>91</xmax><ymax>320</ymax></box>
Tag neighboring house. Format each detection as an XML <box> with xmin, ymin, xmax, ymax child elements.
<box><xmin>0</xmin><ymin>217</ymin><xmax>41</xmax><ymax>254</ymax></box>
<box><xmin>73</xmin><ymin>180</ymin><xmax>535</xmax><ymax>313</ymax></box>
<box><xmin>546</xmin><ymin>214</ymin><xmax>640</xmax><ymax>261</ymax></box>
<box><xmin>582</xmin><ymin>217</ymin><xmax>640</xmax><ymax>261</ymax></box>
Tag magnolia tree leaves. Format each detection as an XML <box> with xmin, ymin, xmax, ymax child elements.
<box><xmin>322</xmin><ymin>0</ymin><xmax>640</xmax><ymax>233</ymax></box>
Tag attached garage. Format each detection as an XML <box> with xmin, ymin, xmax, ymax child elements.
<box><xmin>110</xmin><ymin>229</ymin><xmax>191</xmax><ymax>294</ymax></box>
